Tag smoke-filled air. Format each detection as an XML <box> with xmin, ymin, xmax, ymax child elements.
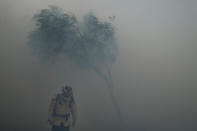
<box><xmin>0</xmin><ymin>0</ymin><xmax>197</xmax><ymax>131</ymax></box>
<box><xmin>28</xmin><ymin>5</ymin><xmax>122</xmax><ymax>128</ymax></box>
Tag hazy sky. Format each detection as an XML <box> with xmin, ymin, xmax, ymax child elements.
<box><xmin>0</xmin><ymin>0</ymin><xmax>197</xmax><ymax>131</ymax></box>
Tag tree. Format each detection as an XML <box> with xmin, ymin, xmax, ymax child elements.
<box><xmin>28</xmin><ymin>6</ymin><xmax>122</xmax><ymax>121</ymax></box>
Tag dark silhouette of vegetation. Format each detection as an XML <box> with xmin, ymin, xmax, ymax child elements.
<box><xmin>28</xmin><ymin>5</ymin><xmax>122</xmax><ymax>121</ymax></box>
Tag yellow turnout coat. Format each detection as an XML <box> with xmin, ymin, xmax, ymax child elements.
<box><xmin>48</xmin><ymin>94</ymin><xmax>77</xmax><ymax>127</ymax></box>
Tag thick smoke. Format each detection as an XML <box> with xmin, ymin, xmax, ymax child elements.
<box><xmin>28</xmin><ymin>5</ymin><xmax>122</xmax><ymax>130</ymax></box>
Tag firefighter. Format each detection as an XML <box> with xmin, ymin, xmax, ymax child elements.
<box><xmin>48</xmin><ymin>86</ymin><xmax>77</xmax><ymax>131</ymax></box>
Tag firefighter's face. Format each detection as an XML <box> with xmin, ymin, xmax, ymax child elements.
<box><xmin>62</xmin><ymin>86</ymin><xmax>72</xmax><ymax>97</ymax></box>
<box><xmin>63</xmin><ymin>90</ymin><xmax>69</xmax><ymax>97</ymax></box>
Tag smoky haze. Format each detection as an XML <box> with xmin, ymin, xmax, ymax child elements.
<box><xmin>0</xmin><ymin>0</ymin><xmax>197</xmax><ymax>131</ymax></box>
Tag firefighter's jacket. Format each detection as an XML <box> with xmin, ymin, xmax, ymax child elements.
<box><xmin>48</xmin><ymin>94</ymin><xmax>77</xmax><ymax>127</ymax></box>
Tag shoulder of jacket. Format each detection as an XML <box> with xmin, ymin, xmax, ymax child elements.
<box><xmin>51</xmin><ymin>94</ymin><xmax>60</xmax><ymax>102</ymax></box>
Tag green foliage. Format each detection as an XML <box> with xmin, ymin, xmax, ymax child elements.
<box><xmin>28</xmin><ymin>6</ymin><xmax>118</xmax><ymax>69</ymax></box>
<box><xmin>29</xmin><ymin>6</ymin><xmax>79</xmax><ymax>59</ymax></box>
<box><xmin>83</xmin><ymin>12</ymin><xmax>118</xmax><ymax>68</ymax></box>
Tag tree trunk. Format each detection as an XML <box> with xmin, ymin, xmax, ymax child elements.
<box><xmin>93</xmin><ymin>67</ymin><xmax>123</xmax><ymax>122</ymax></box>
